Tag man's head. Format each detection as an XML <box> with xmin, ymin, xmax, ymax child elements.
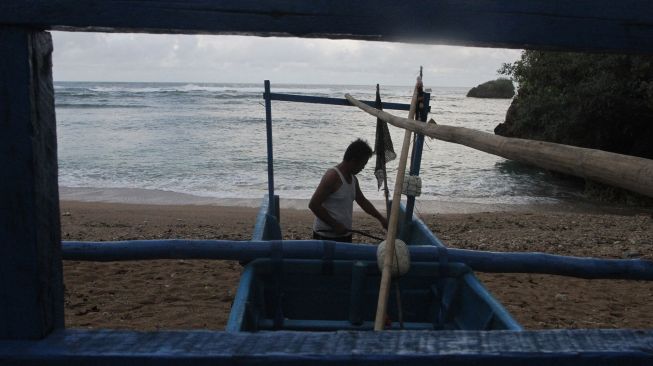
<box><xmin>343</xmin><ymin>139</ymin><xmax>373</xmax><ymax>175</ymax></box>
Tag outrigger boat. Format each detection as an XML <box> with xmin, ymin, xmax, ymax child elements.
<box><xmin>226</xmin><ymin>82</ymin><xmax>521</xmax><ymax>332</ymax></box>
<box><xmin>3</xmin><ymin>2</ymin><xmax>653</xmax><ymax>364</ymax></box>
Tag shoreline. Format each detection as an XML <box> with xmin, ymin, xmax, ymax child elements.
<box><xmin>59</xmin><ymin>186</ymin><xmax>653</xmax><ymax>216</ymax></box>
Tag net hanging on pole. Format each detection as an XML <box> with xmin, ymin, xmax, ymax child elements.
<box><xmin>374</xmin><ymin>84</ymin><xmax>396</xmax><ymax>190</ymax></box>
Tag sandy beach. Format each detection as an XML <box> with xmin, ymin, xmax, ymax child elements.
<box><xmin>61</xmin><ymin>200</ymin><xmax>653</xmax><ymax>330</ymax></box>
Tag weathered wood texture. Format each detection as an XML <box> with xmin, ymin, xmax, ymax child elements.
<box><xmin>375</xmin><ymin>85</ymin><xmax>417</xmax><ymax>330</ymax></box>
<box><xmin>0</xmin><ymin>28</ymin><xmax>63</xmax><ymax>339</ymax></box>
<box><xmin>1</xmin><ymin>329</ymin><xmax>652</xmax><ymax>365</ymax></box>
<box><xmin>2</xmin><ymin>1</ymin><xmax>653</xmax><ymax>53</ymax></box>
<box><xmin>345</xmin><ymin>94</ymin><xmax>653</xmax><ymax>199</ymax></box>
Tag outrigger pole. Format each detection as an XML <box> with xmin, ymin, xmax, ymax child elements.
<box><xmin>61</xmin><ymin>240</ymin><xmax>653</xmax><ymax>281</ymax></box>
<box><xmin>346</xmin><ymin>94</ymin><xmax>653</xmax><ymax>200</ymax></box>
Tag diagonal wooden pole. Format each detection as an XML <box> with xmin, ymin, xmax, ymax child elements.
<box><xmin>347</xmin><ymin>78</ymin><xmax>420</xmax><ymax>331</ymax></box>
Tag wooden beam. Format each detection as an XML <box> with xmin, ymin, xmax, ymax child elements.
<box><xmin>1</xmin><ymin>1</ymin><xmax>653</xmax><ymax>53</ymax></box>
<box><xmin>0</xmin><ymin>28</ymin><xmax>64</xmax><ymax>339</ymax></box>
<box><xmin>1</xmin><ymin>329</ymin><xmax>653</xmax><ymax>364</ymax></box>
<box><xmin>345</xmin><ymin>94</ymin><xmax>653</xmax><ymax>199</ymax></box>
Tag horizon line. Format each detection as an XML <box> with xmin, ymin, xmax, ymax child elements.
<box><xmin>52</xmin><ymin>80</ymin><xmax>477</xmax><ymax>88</ymax></box>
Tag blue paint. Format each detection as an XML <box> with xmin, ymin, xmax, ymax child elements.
<box><xmin>60</xmin><ymin>239</ymin><xmax>653</xmax><ymax>281</ymax></box>
<box><xmin>1</xmin><ymin>328</ymin><xmax>653</xmax><ymax>365</ymax></box>
<box><xmin>3</xmin><ymin>1</ymin><xmax>653</xmax><ymax>53</ymax></box>
<box><xmin>269</xmin><ymin>92</ymin><xmax>418</xmax><ymax>112</ymax></box>
<box><xmin>0</xmin><ymin>28</ymin><xmax>63</xmax><ymax>340</ymax></box>
<box><xmin>264</xmin><ymin>80</ymin><xmax>275</xmax><ymax>217</ymax></box>
<box><xmin>226</xmin><ymin>258</ymin><xmax>521</xmax><ymax>331</ymax></box>
<box><xmin>252</xmin><ymin>195</ymin><xmax>282</xmax><ymax>240</ymax></box>
<box><xmin>225</xmin><ymin>265</ymin><xmax>255</xmax><ymax>332</ymax></box>
<box><xmin>462</xmin><ymin>274</ymin><xmax>521</xmax><ymax>330</ymax></box>
<box><xmin>251</xmin><ymin>195</ymin><xmax>271</xmax><ymax>240</ymax></box>
<box><xmin>402</xmin><ymin>92</ymin><xmax>431</xmax><ymax>241</ymax></box>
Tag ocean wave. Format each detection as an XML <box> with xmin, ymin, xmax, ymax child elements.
<box><xmin>55</xmin><ymin>103</ymin><xmax>147</xmax><ymax>109</ymax></box>
<box><xmin>84</xmin><ymin>84</ymin><xmax>263</xmax><ymax>94</ymax></box>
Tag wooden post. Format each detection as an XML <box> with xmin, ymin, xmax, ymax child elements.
<box><xmin>0</xmin><ymin>28</ymin><xmax>64</xmax><ymax>339</ymax></box>
<box><xmin>371</xmin><ymin>83</ymin><xmax>419</xmax><ymax>331</ymax></box>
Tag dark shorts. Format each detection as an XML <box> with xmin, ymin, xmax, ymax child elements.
<box><xmin>313</xmin><ymin>231</ymin><xmax>352</xmax><ymax>243</ymax></box>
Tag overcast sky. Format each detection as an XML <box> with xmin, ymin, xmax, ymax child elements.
<box><xmin>51</xmin><ymin>31</ymin><xmax>522</xmax><ymax>87</ymax></box>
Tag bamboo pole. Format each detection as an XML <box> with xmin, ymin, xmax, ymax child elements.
<box><xmin>343</xmin><ymin>95</ymin><xmax>653</xmax><ymax>199</ymax></box>
<box><xmin>370</xmin><ymin>83</ymin><xmax>419</xmax><ymax>331</ymax></box>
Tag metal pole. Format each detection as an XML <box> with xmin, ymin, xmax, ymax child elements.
<box><xmin>402</xmin><ymin>92</ymin><xmax>430</xmax><ymax>240</ymax></box>
<box><xmin>264</xmin><ymin>80</ymin><xmax>275</xmax><ymax>217</ymax></box>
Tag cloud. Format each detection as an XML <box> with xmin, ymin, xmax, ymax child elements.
<box><xmin>51</xmin><ymin>31</ymin><xmax>521</xmax><ymax>86</ymax></box>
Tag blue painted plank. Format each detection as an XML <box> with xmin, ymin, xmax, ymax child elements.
<box><xmin>251</xmin><ymin>195</ymin><xmax>282</xmax><ymax>241</ymax></box>
<box><xmin>251</xmin><ymin>195</ymin><xmax>271</xmax><ymax>240</ymax></box>
<box><xmin>0</xmin><ymin>329</ymin><xmax>652</xmax><ymax>365</ymax></box>
<box><xmin>0</xmin><ymin>28</ymin><xmax>63</xmax><ymax>340</ymax></box>
<box><xmin>60</xmin><ymin>240</ymin><xmax>653</xmax><ymax>281</ymax></box>
<box><xmin>225</xmin><ymin>265</ymin><xmax>254</xmax><ymax>332</ymax></box>
<box><xmin>269</xmin><ymin>93</ymin><xmax>413</xmax><ymax>111</ymax></box>
<box><xmin>462</xmin><ymin>273</ymin><xmax>522</xmax><ymax>331</ymax></box>
<box><xmin>2</xmin><ymin>1</ymin><xmax>653</xmax><ymax>53</ymax></box>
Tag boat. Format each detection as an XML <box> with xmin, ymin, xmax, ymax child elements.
<box><xmin>2</xmin><ymin>2</ymin><xmax>653</xmax><ymax>364</ymax></box>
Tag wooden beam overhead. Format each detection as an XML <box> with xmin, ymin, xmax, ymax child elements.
<box><xmin>1</xmin><ymin>0</ymin><xmax>653</xmax><ymax>53</ymax></box>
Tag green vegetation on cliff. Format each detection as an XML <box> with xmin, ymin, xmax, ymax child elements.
<box><xmin>495</xmin><ymin>51</ymin><xmax>653</xmax><ymax>203</ymax></box>
<box><xmin>466</xmin><ymin>78</ymin><xmax>514</xmax><ymax>98</ymax></box>
<box><xmin>495</xmin><ymin>51</ymin><xmax>653</xmax><ymax>160</ymax></box>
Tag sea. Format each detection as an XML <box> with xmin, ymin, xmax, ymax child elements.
<box><xmin>55</xmin><ymin>81</ymin><xmax>585</xmax><ymax>212</ymax></box>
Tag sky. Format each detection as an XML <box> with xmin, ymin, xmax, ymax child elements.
<box><xmin>51</xmin><ymin>31</ymin><xmax>522</xmax><ymax>87</ymax></box>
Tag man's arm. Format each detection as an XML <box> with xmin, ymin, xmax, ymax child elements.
<box><xmin>309</xmin><ymin>170</ymin><xmax>348</xmax><ymax>235</ymax></box>
<box><xmin>355</xmin><ymin>179</ymin><xmax>388</xmax><ymax>229</ymax></box>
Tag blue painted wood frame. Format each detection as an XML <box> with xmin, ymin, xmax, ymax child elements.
<box><xmin>1</xmin><ymin>329</ymin><xmax>652</xmax><ymax>365</ymax></box>
<box><xmin>252</xmin><ymin>195</ymin><xmax>282</xmax><ymax>241</ymax></box>
<box><xmin>224</xmin><ymin>264</ymin><xmax>255</xmax><ymax>332</ymax></box>
<box><xmin>0</xmin><ymin>28</ymin><xmax>64</xmax><ymax>340</ymax></box>
<box><xmin>225</xmin><ymin>258</ymin><xmax>522</xmax><ymax>331</ymax></box>
<box><xmin>2</xmin><ymin>1</ymin><xmax>653</xmax><ymax>54</ymax></box>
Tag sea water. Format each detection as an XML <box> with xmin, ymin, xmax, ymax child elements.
<box><xmin>55</xmin><ymin>82</ymin><xmax>584</xmax><ymax>210</ymax></box>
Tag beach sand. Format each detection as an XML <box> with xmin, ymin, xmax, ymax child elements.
<box><xmin>61</xmin><ymin>200</ymin><xmax>653</xmax><ymax>330</ymax></box>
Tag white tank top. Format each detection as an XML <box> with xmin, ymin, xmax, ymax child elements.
<box><xmin>312</xmin><ymin>167</ymin><xmax>357</xmax><ymax>237</ymax></box>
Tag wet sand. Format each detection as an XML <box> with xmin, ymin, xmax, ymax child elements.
<box><xmin>61</xmin><ymin>200</ymin><xmax>653</xmax><ymax>330</ymax></box>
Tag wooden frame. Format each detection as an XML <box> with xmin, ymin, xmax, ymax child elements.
<box><xmin>2</xmin><ymin>1</ymin><xmax>653</xmax><ymax>53</ymax></box>
<box><xmin>2</xmin><ymin>0</ymin><xmax>653</xmax><ymax>363</ymax></box>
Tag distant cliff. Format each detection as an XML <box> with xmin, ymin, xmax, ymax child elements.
<box><xmin>494</xmin><ymin>50</ymin><xmax>653</xmax><ymax>203</ymax></box>
<box><xmin>466</xmin><ymin>78</ymin><xmax>515</xmax><ymax>99</ymax></box>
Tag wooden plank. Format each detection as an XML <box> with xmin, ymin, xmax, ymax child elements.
<box><xmin>1</xmin><ymin>329</ymin><xmax>652</xmax><ymax>365</ymax></box>
<box><xmin>1</xmin><ymin>1</ymin><xmax>653</xmax><ymax>53</ymax></box>
<box><xmin>0</xmin><ymin>28</ymin><xmax>63</xmax><ymax>339</ymax></box>
<box><xmin>345</xmin><ymin>94</ymin><xmax>653</xmax><ymax>199</ymax></box>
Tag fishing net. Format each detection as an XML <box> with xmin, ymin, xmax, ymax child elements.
<box><xmin>374</xmin><ymin>84</ymin><xmax>396</xmax><ymax>190</ymax></box>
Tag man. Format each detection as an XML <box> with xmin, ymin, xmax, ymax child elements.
<box><xmin>309</xmin><ymin>139</ymin><xmax>388</xmax><ymax>242</ymax></box>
